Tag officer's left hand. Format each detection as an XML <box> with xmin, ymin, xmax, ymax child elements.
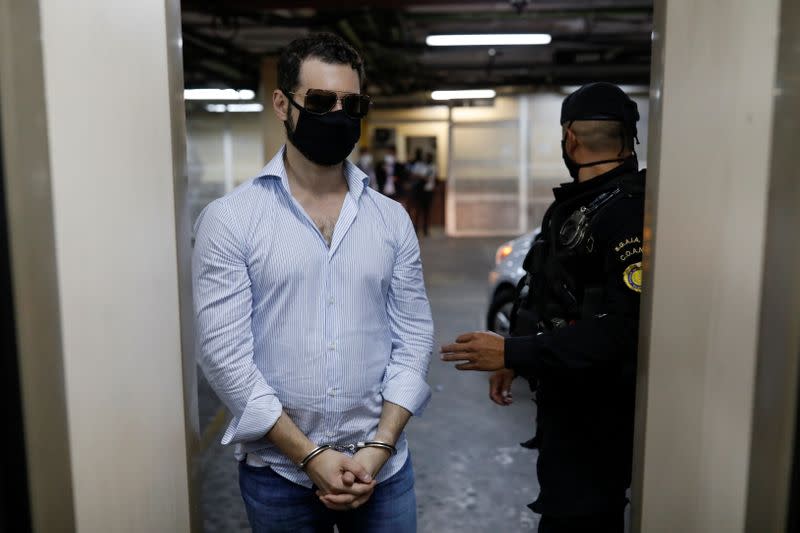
<box><xmin>441</xmin><ymin>331</ymin><xmax>505</xmax><ymax>371</ymax></box>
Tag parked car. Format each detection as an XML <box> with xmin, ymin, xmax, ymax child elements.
<box><xmin>487</xmin><ymin>228</ymin><xmax>541</xmax><ymax>335</ymax></box>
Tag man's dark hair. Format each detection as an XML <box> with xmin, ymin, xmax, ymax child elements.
<box><xmin>278</xmin><ymin>33</ymin><xmax>365</xmax><ymax>93</ymax></box>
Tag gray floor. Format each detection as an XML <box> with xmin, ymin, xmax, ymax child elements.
<box><xmin>197</xmin><ymin>230</ymin><xmax>541</xmax><ymax>532</ymax></box>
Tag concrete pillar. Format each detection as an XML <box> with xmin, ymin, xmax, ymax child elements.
<box><xmin>743</xmin><ymin>0</ymin><xmax>800</xmax><ymax>528</ymax></box>
<box><xmin>261</xmin><ymin>57</ymin><xmax>285</xmax><ymax>161</ymax></box>
<box><xmin>633</xmin><ymin>0</ymin><xmax>799</xmax><ymax>531</ymax></box>
<box><xmin>0</xmin><ymin>0</ymin><xmax>193</xmax><ymax>530</ymax></box>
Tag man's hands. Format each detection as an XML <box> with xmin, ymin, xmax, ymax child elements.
<box><xmin>302</xmin><ymin>331</ymin><xmax>511</xmax><ymax>512</ymax></box>
<box><xmin>352</xmin><ymin>446</ymin><xmax>393</xmax><ymax>479</ymax></box>
<box><xmin>310</xmin><ymin>402</ymin><xmax>409</xmax><ymax>511</ymax></box>
<box><xmin>317</xmin><ymin>446</ymin><xmax>392</xmax><ymax>510</ymax></box>
<box><xmin>305</xmin><ymin>449</ymin><xmax>376</xmax><ymax>511</ymax></box>
<box><xmin>441</xmin><ymin>331</ymin><xmax>506</xmax><ymax>371</ymax></box>
<box><xmin>489</xmin><ymin>369</ymin><xmax>517</xmax><ymax>406</ymax></box>
<box><xmin>267</xmin><ymin>410</ymin><xmax>400</xmax><ymax>512</ymax></box>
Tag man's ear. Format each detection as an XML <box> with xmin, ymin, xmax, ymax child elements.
<box><xmin>273</xmin><ymin>89</ymin><xmax>289</xmax><ymax>122</ymax></box>
<box><xmin>564</xmin><ymin>128</ymin><xmax>579</xmax><ymax>155</ymax></box>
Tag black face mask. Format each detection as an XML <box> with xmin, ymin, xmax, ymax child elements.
<box><xmin>284</xmin><ymin>97</ymin><xmax>361</xmax><ymax>167</ymax></box>
<box><xmin>561</xmin><ymin>138</ymin><xmax>583</xmax><ymax>180</ymax></box>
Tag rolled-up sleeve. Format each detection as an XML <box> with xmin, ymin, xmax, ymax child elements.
<box><xmin>382</xmin><ymin>213</ymin><xmax>434</xmax><ymax>415</ymax></box>
<box><xmin>192</xmin><ymin>200</ymin><xmax>283</xmax><ymax>445</ymax></box>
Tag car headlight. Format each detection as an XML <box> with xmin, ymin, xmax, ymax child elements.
<box><xmin>495</xmin><ymin>243</ymin><xmax>514</xmax><ymax>265</ymax></box>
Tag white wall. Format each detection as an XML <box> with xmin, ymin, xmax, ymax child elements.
<box><xmin>187</xmin><ymin>111</ymin><xmax>265</xmax><ymax>187</ymax></box>
<box><xmin>0</xmin><ymin>0</ymin><xmax>76</xmax><ymax>528</ymax></box>
<box><xmin>4</xmin><ymin>0</ymin><xmax>193</xmax><ymax>530</ymax></box>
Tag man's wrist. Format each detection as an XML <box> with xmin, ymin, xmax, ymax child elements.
<box><xmin>373</xmin><ymin>431</ymin><xmax>398</xmax><ymax>446</ymax></box>
<box><xmin>360</xmin><ymin>440</ymin><xmax>397</xmax><ymax>456</ymax></box>
<box><xmin>355</xmin><ymin>446</ymin><xmax>392</xmax><ymax>477</ymax></box>
<box><xmin>298</xmin><ymin>444</ymin><xmax>332</xmax><ymax>470</ymax></box>
<box><xmin>362</xmin><ymin>446</ymin><xmax>392</xmax><ymax>459</ymax></box>
<box><xmin>291</xmin><ymin>440</ymin><xmax>321</xmax><ymax>466</ymax></box>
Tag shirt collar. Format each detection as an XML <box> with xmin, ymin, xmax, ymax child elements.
<box><xmin>255</xmin><ymin>145</ymin><xmax>370</xmax><ymax>201</ymax></box>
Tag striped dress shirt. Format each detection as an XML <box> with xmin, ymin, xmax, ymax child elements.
<box><xmin>192</xmin><ymin>147</ymin><xmax>434</xmax><ymax>487</ymax></box>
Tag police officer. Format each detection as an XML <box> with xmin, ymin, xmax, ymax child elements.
<box><xmin>441</xmin><ymin>82</ymin><xmax>645</xmax><ymax>533</ymax></box>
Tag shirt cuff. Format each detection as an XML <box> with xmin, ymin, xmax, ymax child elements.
<box><xmin>504</xmin><ymin>335</ymin><xmax>542</xmax><ymax>376</ymax></box>
<box><xmin>220</xmin><ymin>379</ymin><xmax>283</xmax><ymax>445</ymax></box>
<box><xmin>381</xmin><ymin>369</ymin><xmax>431</xmax><ymax>416</ymax></box>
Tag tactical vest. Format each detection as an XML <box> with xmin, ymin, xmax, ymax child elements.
<box><xmin>511</xmin><ymin>170</ymin><xmax>645</xmax><ymax>337</ymax></box>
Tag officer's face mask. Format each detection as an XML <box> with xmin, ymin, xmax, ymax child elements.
<box><xmin>561</xmin><ymin>135</ymin><xmax>581</xmax><ymax>180</ymax></box>
<box><xmin>283</xmin><ymin>92</ymin><xmax>362</xmax><ymax>167</ymax></box>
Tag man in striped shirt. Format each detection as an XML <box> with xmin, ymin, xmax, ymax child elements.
<box><xmin>192</xmin><ymin>33</ymin><xmax>434</xmax><ymax>533</ymax></box>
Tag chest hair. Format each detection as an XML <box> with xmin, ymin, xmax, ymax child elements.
<box><xmin>314</xmin><ymin>216</ymin><xmax>337</xmax><ymax>245</ymax></box>
<box><xmin>291</xmin><ymin>187</ymin><xmax>344</xmax><ymax>247</ymax></box>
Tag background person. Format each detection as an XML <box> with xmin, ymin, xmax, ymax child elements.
<box><xmin>356</xmin><ymin>147</ymin><xmax>377</xmax><ymax>190</ymax></box>
<box><xmin>381</xmin><ymin>145</ymin><xmax>399</xmax><ymax>199</ymax></box>
<box><xmin>415</xmin><ymin>153</ymin><xmax>437</xmax><ymax>237</ymax></box>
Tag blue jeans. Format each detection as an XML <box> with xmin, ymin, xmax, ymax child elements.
<box><xmin>238</xmin><ymin>456</ymin><xmax>417</xmax><ymax>533</ymax></box>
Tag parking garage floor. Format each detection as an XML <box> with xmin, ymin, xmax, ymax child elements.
<box><xmin>197</xmin><ymin>231</ymin><xmax>541</xmax><ymax>532</ymax></box>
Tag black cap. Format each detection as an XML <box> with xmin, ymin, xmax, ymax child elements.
<box><xmin>560</xmin><ymin>82</ymin><xmax>640</xmax><ymax>138</ymax></box>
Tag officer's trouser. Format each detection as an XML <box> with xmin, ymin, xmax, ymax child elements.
<box><xmin>538</xmin><ymin>510</ymin><xmax>623</xmax><ymax>533</ymax></box>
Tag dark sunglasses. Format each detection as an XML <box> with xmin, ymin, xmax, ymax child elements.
<box><xmin>284</xmin><ymin>89</ymin><xmax>372</xmax><ymax>119</ymax></box>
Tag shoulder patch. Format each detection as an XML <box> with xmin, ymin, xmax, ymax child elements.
<box><xmin>623</xmin><ymin>262</ymin><xmax>643</xmax><ymax>293</ymax></box>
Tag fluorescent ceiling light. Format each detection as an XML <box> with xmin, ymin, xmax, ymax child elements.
<box><xmin>185</xmin><ymin>88</ymin><xmax>255</xmax><ymax>101</ymax></box>
<box><xmin>205</xmin><ymin>103</ymin><xmax>264</xmax><ymax>113</ymax></box>
<box><xmin>431</xmin><ymin>89</ymin><xmax>496</xmax><ymax>101</ymax></box>
<box><xmin>426</xmin><ymin>34</ymin><xmax>551</xmax><ymax>46</ymax></box>
<box><xmin>227</xmin><ymin>103</ymin><xmax>263</xmax><ymax>112</ymax></box>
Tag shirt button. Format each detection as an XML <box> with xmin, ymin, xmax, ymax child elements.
<box><xmin>327</xmin><ymin>388</ymin><xmax>337</xmax><ymax>397</ymax></box>
<box><xmin>328</xmin><ymin>341</ymin><xmax>336</xmax><ymax>351</ymax></box>
<box><xmin>325</xmin><ymin>431</ymin><xmax>334</xmax><ymax>438</ymax></box>
<box><xmin>328</xmin><ymin>296</ymin><xmax>335</xmax><ymax>305</ymax></box>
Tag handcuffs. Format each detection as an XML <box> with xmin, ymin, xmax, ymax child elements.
<box><xmin>298</xmin><ymin>440</ymin><xmax>397</xmax><ymax>470</ymax></box>
<box><xmin>330</xmin><ymin>441</ymin><xmax>397</xmax><ymax>455</ymax></box>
